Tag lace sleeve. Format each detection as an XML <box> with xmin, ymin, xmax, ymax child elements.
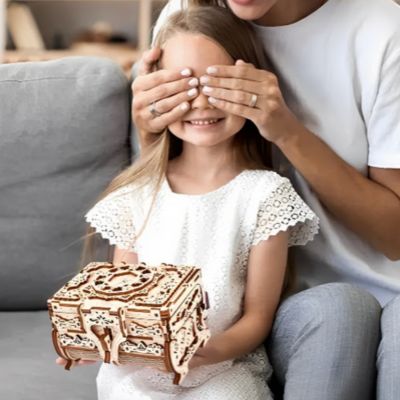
<box><xmin>84</xmin><ymin>187</ymin><xmax>137</xmax><ymax>251</ymax></box>
<box><xmin>252</xmin><ymin>178</ymin><xmax>319</xmax><ymax>247</ymax></box>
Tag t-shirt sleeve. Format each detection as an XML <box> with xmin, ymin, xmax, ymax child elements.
<box><xmin>367</xmin><ymin>48</ymin><xmax>400</xmax><ymax>168</ymax></box>
<box><xmin>252</xmin><ymin>178</ymin><xmax>319</xmax><ymax>247</ymax></box>
<box><xmin>84</xmin><ymin>187</ymin><xmax>137</xmax><ymax>251</ymax></box>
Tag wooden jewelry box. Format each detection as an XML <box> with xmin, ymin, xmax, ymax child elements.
<box><xmin>47</xmin><ymin>261</ymin><xmax>210</xmax><ymax>385</ymax></box>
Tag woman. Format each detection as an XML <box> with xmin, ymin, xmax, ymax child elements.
<box><xmin>131</xmin><ymin>0</ymin><xmax>400</xmax><ymax>399</ymax></box>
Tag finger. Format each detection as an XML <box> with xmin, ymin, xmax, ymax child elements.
<box><xmin>77</xmin><ymin>360</ymin><xmax>97</xmax><ymax>365</ymax></box>
<box><xmin>208</xmin><ymin>97</ymin><xmax>262</xmax><ymax>122</ymax></box>
<box><xmin>137</xmin><ymin>77</ymin><xmax>199</xmax><ymax>107</ymax></box>
<box><xmin>138</xmin><ymin>47</ymin><xmax>162</xmax><ymax>75</ymax></box>
<box><xmin>199</xmin><ymin>75</ymin><xmax>266</xmax><ymax>94</ymax></box>
<box><xmin>149</xmin><ymin>102</ymin><xmax>191</xmax><ymax>133</ymax></box>
<box><xmin>56</xmin><ymin>357</ymin><xmax>67</xmax><ymax>365</ymax></box>
<box><xmin>188</xmin><ymin>357</ymin><xmax>198</xmax><ymax>369</ymax></box>
<box><xmin>202</xmin><ymin>86</ymin><xmax>259</xmax><ymax>107</ymax></box>
<box><xmin>205</xmin><ymin>64</ymin><xmax>271</xmax><ymax>82</ymax></box>
<box><xmin>236</xmin><ymin>59</ymin><xmax>255</xmax><ymax>68</ymax></box>
<box><xmin>133</xmin><ymin>69</ymin><xmax>193</xmax><ymax>92</ymax></box>
<box><xmin>147</xmin><ymin>89</ymin><xmax>197</xmax><ymax>116</ymax></box>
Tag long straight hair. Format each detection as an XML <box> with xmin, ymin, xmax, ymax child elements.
<box><xmin>79</xmin><ymin>6</ymin><xmax>272</xmax><ymax>268</ymax></box>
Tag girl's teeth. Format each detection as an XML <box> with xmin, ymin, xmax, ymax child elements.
<box><xmin>190</xmin><ymin>120</ymin><xmax>218</xmax><ymax>125</ymax></box>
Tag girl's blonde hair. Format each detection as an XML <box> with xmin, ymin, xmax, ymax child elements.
<box><xmin>79</xmin><ymin>5</ymin><xmax>271</xmax><ymax>268</ymax></box>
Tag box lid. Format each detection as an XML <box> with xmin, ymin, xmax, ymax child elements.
<box><xmin>48</xmin><ymin>262</ymin><xmax>201</xmax><ymax>316</ymax></box>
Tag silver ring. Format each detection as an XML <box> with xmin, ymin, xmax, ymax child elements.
<box><xmin>149</xmin><ymin>101</ymin><xmax>162</xmax><ymax>118</ymax></box>
<box><xmin>249</xmin><ymin>94</ymin><xmax>258</xmax><ymax>108</ymax></box>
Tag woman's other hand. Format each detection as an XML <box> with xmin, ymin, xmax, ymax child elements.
<box><xmin>199</xmin><ymin>59</ymin><xmax>302</xmax><ymax>147</ymax></box>
<box><xmin>132</xmin><ymin>47</ymin><xmax>199</xmax><ymax>148</ymax></box>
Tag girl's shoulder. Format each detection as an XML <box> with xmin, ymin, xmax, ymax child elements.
<box><xmin>96</xmin><ymin>181</ymin><xmax>153</xmax><ymax>204</ymax></box>
<box><xmin>85</xmin><ymin>181</ymin><xmax>153</xmax><ymax>224</ymax></box>
<box><xmin>243</xmin><ymin>170</ymin><xmax>320</xmax><ymax>247</ymax></box>
<box><xmin>84</xmin><ymin>181</ymin><xmax>155</xmax><ymax>250</ymax></box>
<box><xmin>240</xmin><ymin>169</ymin><xmax>292</xmax><ymax>197</ymax></box>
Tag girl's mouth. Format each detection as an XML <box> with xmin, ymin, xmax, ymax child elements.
<box><xmin>185</xmin><ymin>118</ymin><xmax>224</xmax><ymax>127</ymax></box>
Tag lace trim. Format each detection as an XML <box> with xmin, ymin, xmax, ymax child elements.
<box><xmin>85</xmin><ymin>189</ymin><xmax>137</xmax><ymax>251</ymax></box>
<box><xmin>252</xmin><ymin>179</ymin><xmax>319</xmax><ymax>247</ymax></box>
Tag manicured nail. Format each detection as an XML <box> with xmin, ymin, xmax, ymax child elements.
<box><xmin>180</xmin><ymin>102</ymin><xmax>189</xmax><ymax>111</ymax></box>
<box><xmin>207</xmin><ymin>66</ymin><xmax>218</xmax><ymax>74</ymax></box>
<box><xmin>188</xmin><ymin>88</ymin><xmax>198</xmax><ymax>97</ymax></box>
<box><xmin>181</xmin><ymin>68</ymin><xmax>191</xmax><ymax>76</ymax></box>
<box><xmin>200</xmin><ymin>76</ymin><xmax>209</xmax><ymax>84</ymax></box>
<box><xmin>208</xmin><ymin>97</ymin><xmax>217</xmax><ymax>104</ymax></box>
<box><xmin>202</xmin><ymin>86</ymin><xmax>213</xmax><ymax>93</ymax></box>
<box><xmin>188</xmin><ymin>78</ymin><xmax>199</xmax><ymax>87</ymax></box>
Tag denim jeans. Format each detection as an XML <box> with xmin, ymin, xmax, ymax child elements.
<box><xmin>266</xmin><ymin>283</ymin><xmax>389</xmax><ymax>400</ymax></box>
<box><xmin>377</xmin><ymin>294</ymin><xmax>400</xmax><ymax>400</ymax></box>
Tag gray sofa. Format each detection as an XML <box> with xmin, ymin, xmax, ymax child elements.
<box><xmin>0</xmin><ymin>57</ymin><xmax>133</xmax><ymax>400</ymax></box>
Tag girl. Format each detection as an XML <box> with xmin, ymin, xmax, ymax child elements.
<box><xmin>134</xmin><ymin>1</ymin><xmax>400</xmax><ymax>399</ymax></box>
<box><xmin>58</xmin><ymin>7</ymin><xmax>318</xmax><ymax>400</ymax></box>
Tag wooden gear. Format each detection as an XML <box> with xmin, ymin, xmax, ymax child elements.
<box><xmin>48</xmin><ymin>262</ymin><xmax>211</xmax><ymax>385</ymax></box>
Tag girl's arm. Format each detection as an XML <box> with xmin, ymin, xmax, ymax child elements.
<box><xmin>189</xmin><ymin>230</ymin><xmax>289</xmax><ymax>368</ymax></box>
<box><xmin>113</xmin><ymin>246</ymin><xmax>139</xmax><ymax>264</ymax></box>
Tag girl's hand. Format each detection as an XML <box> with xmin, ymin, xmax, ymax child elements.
<box><xmin>132</xmin><ymin>47</ymin><xmax>199</xmax><ymax>146</ymax></box>
<box><xmin>188</xmin><ymin>336</ymin><xmax>223</xmax><ymax>369</ymax></box>
<box><xmin>55</xmin><ymin>356</ymin><xmax>98</xmax><ymax>368</ymax></box>
<box><xmin>200</xmin><ymin>60</ymin><xmax>302</xmax><ymax>146</ymax></box>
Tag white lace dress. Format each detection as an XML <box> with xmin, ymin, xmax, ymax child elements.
<box><xmin>85</xmin><ymin>169</ymin><xmax>319</xmax><ymax>400</ymax></box>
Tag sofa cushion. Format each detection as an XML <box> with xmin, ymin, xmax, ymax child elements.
<box><xmin>0</xmin><ymin>57</ymin><xmax>132</xmax><ymax>310</ymax></box>
<box><xmin>0</xmin><ymin>311</ymin><xmax>99</xmax><ymax>399</ymax></box>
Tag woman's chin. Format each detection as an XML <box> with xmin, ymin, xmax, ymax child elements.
<box><xmin>227</xmin><ymin>0</ymin><xmax>276</xmax><ymax>21</ymax></box>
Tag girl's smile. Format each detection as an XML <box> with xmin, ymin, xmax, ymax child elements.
<box><xmin>183</xmin><ymin>111</ymin><xmax>226</xmax><ymax>131</ymax></box>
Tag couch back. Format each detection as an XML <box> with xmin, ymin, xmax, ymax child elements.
<box><xmin>0</xmin><ymin>57</ymin><xmax>132</xmax><ymax>310</ymax></box>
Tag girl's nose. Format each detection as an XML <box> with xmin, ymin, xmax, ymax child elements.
<box><xmin>190</xmin><ymin>89</ymin><xmax>214</xmax><ymax>110</ymax></box>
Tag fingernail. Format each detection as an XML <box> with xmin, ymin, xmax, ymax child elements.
<box><xmin>207</xmin><ymin>66</ymin><xmax>218</xmax><ymax>74</ymax></box>
<box><xmin>202</xmin><ymin>86</ymin><xmax>213</xmax><ymax>93</ymax></box>
<box><xmin>180</xmin><ymin>102</ymin><xmax>189</xmax><ymax>111</ymax></box>
<box><xmin>188</xmin><ymin>78</ymin><xmax>199</xmax><ymax>87</ymax></box>
<box><xmin>208</xmin><ymin>97</ymin><xmax>217</xmax><ymax>104</ymax></box>
<box><xmin>188</xmin><ymin>88</ymin><xmax>198</xmax><ymax>97</ymax></box>
<box><xmin>181</xmin><ymin>68</ymin><xmax>191</xmax><ymax>76</ymax></box>
<box><xmin>200</xmin><ymin>76</ymin><xmax>209</xmax><ymax>84</ymax></box>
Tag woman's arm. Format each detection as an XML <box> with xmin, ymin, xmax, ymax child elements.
<box><xmin>201</xmin><ymin>61</ymin><xmax>400</xmax><ymax>260</ymax></box>
<box><xmin>131</xmin><ymin>0</ymin><xmax>194</xmax><ymax>151</ymax></box>
<box><xmin>276</xmin><ymin>127</ymin><xmax>400</xmax><ymax>261</ymax></box>
<box><xmin>189</xmin><ymin>230</ymin><xmax>289</xmax><ymax>368</ymax></box>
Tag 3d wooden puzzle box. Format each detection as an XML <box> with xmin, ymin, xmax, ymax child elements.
<box><xmin>48</xmin><ymin>261</ymin><xmax>210</xmax><ymax>384</ymax></box>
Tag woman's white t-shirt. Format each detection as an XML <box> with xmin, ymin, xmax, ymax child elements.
<box><xmin>153</xmin><ymin>0</ymin><xmax>400</xmax><ymax>305</ymax></box>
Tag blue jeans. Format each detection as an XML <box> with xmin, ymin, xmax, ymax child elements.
<box><xmin>377</xmin><ymin>294</ymin><xmax>400</xmax><ymax>400</ymax></box>
<box><xmin>266</xmin><ymin>283</ymin><xmax>399</xmax><ymax>400</ymax></box>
